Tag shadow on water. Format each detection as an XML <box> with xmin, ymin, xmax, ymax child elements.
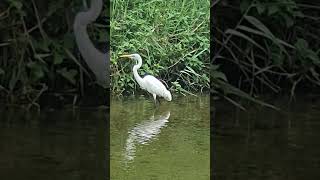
<box><xmin>111</xmin><ymin>95</ymin><xmax>210</xmax><ymax>180</ymax></box>
<box><xmin>0</xmin><ymin>107</ymin><xmax>108</xmax><ymax>180</ymax></box>
<box><xmin>213</xmin><ymin>95</ymin><xmax>320</xmax><ymax>180</ymax></box>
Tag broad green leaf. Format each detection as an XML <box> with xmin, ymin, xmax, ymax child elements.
<box><xmin>225</xmin><ymin>29</ymin><xmax>266</xmax><ymax>53</ymax></box>
<box><xmin>295</xmin><ymin>38</ymin><xmax>308</xmax><ymax>50</ymax></box>
<box><xmin>310</xmin><ymin>67</ymin><xmax>320</xmax><ymax>81</ymax></box>
<box><xmin>283</xmin><ymin>14</ymin><xmax>294</xmax><ymax>27</ymax></box>
<box><xmin>307</xmin><ymin>49</ymin><xmax>320</xmax><ymax>65</ymax></box>
<box><xmin>294</xmin><ymin>11</ymin><xmax>304</xmax><ymax>18</ymax></box>
<box><xmin>268</xmin><ymin>5</ymin><xmax>279</xmax><ymax>16</ymax></box>
<box><xmin>244</xmin><ymin>15</ymin><xmax>274</xmax><ymax>39</ymax></box>
<box><xmin>9</xmin><ymin>0</ymin><xmax>22</xmax><ymax>10</ymax></box>
<box><xmin>237</xmin><ymin>25</ymin><xmax>295</xmax><ymax>49</ymax></box>
<box><xmin>211</xmin><ymin>65</ymin><xmax>220</xmax><ymax>71</ymax></box>
<box><xmin>272</xmin><ymin>51</ymin><xmax>284</xmax><ymax>66</ymax></box>
<box><xmin>237</xmin><ymin>25</ymin><xmax>266</xmax><ymax>37</ymax></box>
<box><xmin>275</xmin><ymin>38</ymin><xmax>295</xmax><ymax>49</ymax></box>
<box><xmin>186</xmin><ymin>66</ymin><xmax>200</xmax><ymax>76</ymax></box>
<box><xmin>57</xmin><ymin>68</ymin><xmax>78</xmax><ymax>85</ymax></box>
<box><xmin>38</xmin><ymin>39</ymin><xmax>50</xmax><ymax>52</ymax></box>
<box><xmin>216</xmin><ymin>79</ymin><xmax>279</xmax><ymax>110</ymax></box>
<box><xmin>212</xmin><ymin>71</ymin><xmax>227</xmax><ymax>81</ymax></box>
<box><xmin>256</xmin><ymin>2</ymin><xmax>265</xmax><ymax>14</ymax></box>
<box><xmin>27</xmin><ymin>61</ymin><xmax>45</xmax><ymax>80</ymax></box>
<box><xmin>54</xmin><ymin>53</ymin><xmax>64</xmax><ymax>65</ymax></box>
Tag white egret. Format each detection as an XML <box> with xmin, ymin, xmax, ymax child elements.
<box><xmin>74</xmin><ymin>0</ymin><xmax>109</xmax><ymax>88</ymax></box>
<box><xmin>120</xmin><ymin>54</ymin><xmax>172</xmax><ymax>105</ymax></box>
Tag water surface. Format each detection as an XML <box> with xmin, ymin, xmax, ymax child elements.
<box><xmin>111</xmin><ymin>95</ymin><xmax>210</xmax><ymax>180</ymax></box>
<box><xmin>213</xmin><ymin>96</ymin><xmax>320</xmax><ymax>179</ymax></box>
<box><xmin>0</xmin><ymin>107</ymin><xmax>107</xmax><ymax>180</ymax></box>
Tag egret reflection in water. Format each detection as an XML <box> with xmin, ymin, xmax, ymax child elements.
<box><xmin>123</xmin><ymin>110</ymin><xmax>171</xmax><ymax>164</ymax></box>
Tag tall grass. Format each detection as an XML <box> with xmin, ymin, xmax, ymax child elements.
<box><xmin>111</xmin><ymin>0</ymin><xmax>210</xmax><ymax>95</ymax></box>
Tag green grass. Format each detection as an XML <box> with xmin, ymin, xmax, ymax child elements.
<box><xmin>111</xmin><ymin>0</ymin><xmax>210</xmax><ymax>95</ymax></box>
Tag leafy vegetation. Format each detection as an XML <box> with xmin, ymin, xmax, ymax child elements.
<box><xmin>110</xmin><ymin>0</ymin><xmax>210</xmax><ymax>96</ymax></box>
<box><xmin>2</xmin><ymin>0</ymin><xmax>319</xmax><ymax>108</ymax></box>
<box><xmin>212</xmin><ymin>0</ymin><xmax>320</xmax><ymax>109</ymax></box>
<box><xmin>0</xmin><ymin>0</ymin><xmax>109</xmax><ymax>107</ymax></box>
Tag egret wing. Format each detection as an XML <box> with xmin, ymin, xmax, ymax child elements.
<box><xmin>143</xmin><ymin>75</ymin><xmax>168</xmax><ymax>97</ymax></box>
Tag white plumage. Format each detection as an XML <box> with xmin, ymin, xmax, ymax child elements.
<box><xmin>120</xmin><ymin>53</ymin><xmax>172</xmax><ymax>104</ymax></box>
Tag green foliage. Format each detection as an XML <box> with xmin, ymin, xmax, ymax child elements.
<box><xmin>111</xmin><ymin>0</ymin><xmax>210</xmax><ymax>95</ymax></box>
<box><xmin>213</xmin><ymin>0</ymin><xmax>320</xmax><ymax>104</ymax></box>
<box><xmin>0</xmin><ymin>0</ymin><xmax>109</xmax><ymax>105</ymax></box>
<box><xmin>294</xmin><ymin>38</ymin><xmax>320</xmax><ymax>66</ymax></box>
<box><xmin>241</xmin><ymin>0</ymin><xmax>304</xmax><ymax>28</ymax></box>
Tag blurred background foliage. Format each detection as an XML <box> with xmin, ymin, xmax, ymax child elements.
<box><xmin>212</xmin><ymin>0</ymin><xmax>320</xmax><ymax>109</ymax></box>
<box><xmin>0</xmin><ymin>0</ymin><xmax>109</xmax><ymax>107</ymax></box>
<box><xmin>110</xmin><ymin>0</ymin><xmax>210</xmax><ymax>96</ymax></box>
<box><xmin>1</xmin><ymin>0</ymin><xmax>319</xmax><ymax>108</ymax></box>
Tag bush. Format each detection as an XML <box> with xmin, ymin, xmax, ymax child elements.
<box><xmin>111</xmin><ymin>0</ymin><xmax>210</xmax><ymax>95</ymax></box>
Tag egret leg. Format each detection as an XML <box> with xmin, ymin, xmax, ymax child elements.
<box><xmin>157</xmin><ymin>98</ymin><xmax>161</xmax><ymax>105</ymax></box>
<box><xmin>153</xmin><ymin>94</ymin><xmax>157</xmax><ymax>107</ymax></box>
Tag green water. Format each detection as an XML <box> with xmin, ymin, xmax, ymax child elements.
<box><xmin>0</xmin><ymin>108</ymin><xmax>107</xmax><ymax>180</ymax></box>
<box><xmin>2</xmin><ymin>94</ymin><xmax>320</xmax><ymax>179</ymax></box>
<box><xmin>110</xmin><ymin>95</ymin><xmax>210</xmax><ymax>180</ymax></box>
<box><xmin>213</xmin><ymin>96</ymin><xmax>320</xmax><ymax>179</ymax></box>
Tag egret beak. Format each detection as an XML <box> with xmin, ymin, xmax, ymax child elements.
<box><xmin>120</xmin><ymin>54</ymin><xmax>132</xmax><ymax>58</ymax></box>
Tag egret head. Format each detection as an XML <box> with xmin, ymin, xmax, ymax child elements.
<box><xmin>120</xmin><ymin>53</ymin><xmax>141</xmax><ymax>60</ymax></box>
